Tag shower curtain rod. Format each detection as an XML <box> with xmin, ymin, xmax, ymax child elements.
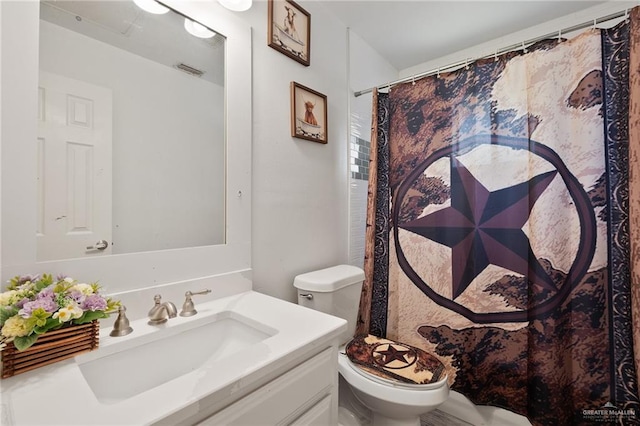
<box><xmin>353</xmin><ymin>8</ymin><xmax>630</xmax><ymax>98</ymax></box>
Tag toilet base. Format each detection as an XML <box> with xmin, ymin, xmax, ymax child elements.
<box><xmin>338</xmin><ymin>407</ymin><xmax>365</xmax><ymax>426</ymax></box>
<box><xmin>339</xmin><ymin>374</ymin><xmax>429</xmax><ymax>426</ymax></box>
<box><xmin>339</xmin><ymin>375</ymin><xmax>371</xmax><ymax>424</ymax></box>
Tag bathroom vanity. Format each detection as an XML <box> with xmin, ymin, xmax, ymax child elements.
<box><xmin>0</xmin><ymin>286</ymin><xmax>346</xmax><ymax>425</ymax></box>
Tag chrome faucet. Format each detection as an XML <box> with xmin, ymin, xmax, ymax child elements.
<box><xmin>147</xmin><ymin>294</ymin><xmax>177</xmax><ymax>325</ymax></box>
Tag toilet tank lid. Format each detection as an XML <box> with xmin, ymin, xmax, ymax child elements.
<box><xmin>293</xmin><ymin>265</ymin><xmax>365</xmax><ymax>292</ymax></box>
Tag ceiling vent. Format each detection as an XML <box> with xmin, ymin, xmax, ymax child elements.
<box><xmin>175</xmin><ymin>63</ymin><xmax>205</xmax><ymax>77</ymax></box>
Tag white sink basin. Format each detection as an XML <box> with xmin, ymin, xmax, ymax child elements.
<box><xmin>77</xmin><ymin>311</ymin><xmax>276</xmax><ymax>404</ymax></box>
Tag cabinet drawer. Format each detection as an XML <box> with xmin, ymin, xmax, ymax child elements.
<box><xmin>197</xmin><ymin>347</ymin><xmax>336</xmax><ymax>426</ymax></box>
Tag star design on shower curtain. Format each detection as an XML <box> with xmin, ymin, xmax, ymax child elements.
<box><xmin>399</xmin><ymin>157</ymin><xmax>559</xmax><ymax>299</ymax></box>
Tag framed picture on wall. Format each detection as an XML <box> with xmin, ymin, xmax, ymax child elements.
<box><xmin>291</xmin><ymin>81</ymin><xmax>327</xmax><ymax>144</ymax></box>
<box><xmin>268</xmin><ymin>0</ymin><xmax>311</xmax><ymax>66</ymax></box>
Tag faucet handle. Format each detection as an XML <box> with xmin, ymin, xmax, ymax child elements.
<box><xmin>180</xmin><ymin>289</ymin><xmax>212</xmax><ymax>317</ymax></box>
<box><xmin>110</xmin><ymin>305</ymin><xmax>133</xmax><ymax>337</ymax></box>
<box><xmin>148</xmin><ymin>294</ymin><xmax>162</xmax><ymax>316</ymax></box>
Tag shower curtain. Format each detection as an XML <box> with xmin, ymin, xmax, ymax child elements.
<box><xmin>358</xmin><ymin>8</ymin><xmax>640</xmax><ymax>425</ymax></box>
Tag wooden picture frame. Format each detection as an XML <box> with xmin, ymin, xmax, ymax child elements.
<box><xmin>291</xmin><ymin>82</ymin><xmax>327</xmax><ymax>144</ymax></box>
<box><xmin>268</xmin><ymin>0</ymin><xmax>311</xmax><ymax>66</ymax></box>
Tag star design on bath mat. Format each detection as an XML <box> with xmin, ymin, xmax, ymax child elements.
<box><xmin>372</xmin><ymin>344</ymin><xmax>416</xmax><ymax>368</ymax></box>
<box><xmin>399</xmin><ymin>157</ymin><xmax>558</xmax><ymax>299</ymax></box>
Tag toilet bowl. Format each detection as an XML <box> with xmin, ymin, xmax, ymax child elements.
<box><xmin>338</xmin><ymin>338</ymin><xmax>449</xmax><ymax>426</ymax></box>
<box><xmin>294</xmin><ymin>265</ymin><xmax>450</xmax><ymax>426</ymax></box>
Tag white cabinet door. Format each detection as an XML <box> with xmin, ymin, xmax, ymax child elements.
<box><xmin>197</xmin><ymin>348</ymin><xmax>337</xmax><ymax>426</ymax></box>
<box><xmin>289</xmin><ymin>395</ymin><xmax>332</xmax><ymax>426</ymax></box>
<box><xmin>37</xmin><ymin>71</ymin><xmax>113</xmax><ymax>261</ymax></box>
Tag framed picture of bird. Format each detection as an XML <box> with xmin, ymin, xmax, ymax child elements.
<box><xmin>268</xmin><ymin>0</ymin><xmax>311</xmax><ymax>66</ymax></box>
<box><xmin>291</xmin><ymin>81</ymin><xmax>327</xmax><ymax>144</ymax></box>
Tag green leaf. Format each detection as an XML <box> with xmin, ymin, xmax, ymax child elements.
<box><xmin>34</xmin><ymin>318</ymin><xmax>63</xmax><ymax>334</ymax></box>
<box><xmin>13</xmin><ymin>334</ymin><xmax>39</xmax><ymax>351</ymax></box>
<box><xmin>74</xmin><ymin>311</ymin><xmax>107</xmax><ymax>324</ymax></box>
<box><xmin>34</xmin><ymin>274</ymin><xmax>52</xmax><ymax>292</ymax></box>
<box><xmin>0</xmin><ymin>307</ymin><xmax>19</xmax><ymax>326</ymax></box>
<box><xmin>28</xmin><ymin>307</ymin><xmax>52</xmax><ymax>328</ymax></box>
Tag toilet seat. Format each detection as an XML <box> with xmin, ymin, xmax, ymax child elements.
<box><xmin>338</xmin><ymin>351</ymin><xmax>448</xmax><ymax>407</ymax></box>
<box><xmin>344</xmin><ymin>334</ymin><xmax>447</xmax><ymax>389</ymax></box>
<box><xmin>341</xmin><ymin>353</ymin><xmax>447</xmax><ymax>390</ymax></box>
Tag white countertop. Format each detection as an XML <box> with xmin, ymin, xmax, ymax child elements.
<box><xmin>0</xmin><ymin>291</ymin><xmax>346</xmax><ymax>425</ymax></box>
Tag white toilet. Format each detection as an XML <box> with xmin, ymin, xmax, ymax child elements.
<box><xmin>294</xmin><ymin>265</ymin><xmax>449</xmax><ymax>426</ymax></box>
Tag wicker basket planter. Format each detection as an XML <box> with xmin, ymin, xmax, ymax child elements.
<box><xmin>1</xmin><ymin>320</ymin><xmax>99</xmax><ymax>379</ymax></box>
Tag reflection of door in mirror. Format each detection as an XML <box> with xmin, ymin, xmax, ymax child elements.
<box><xmin>37</xmin><ymin>71</ymin><xmax>113</xmax><ymax>261</ymax></box>
<box><xmin>37</xmin><ymin>1</ymin><xmax>226</xmax><ymax>261</ymax></box>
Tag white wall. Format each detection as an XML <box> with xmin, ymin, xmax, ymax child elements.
<box><xmin>0</xmin><ymin>1</ymin><xmax>3</xmax><ymax>273</ymax></box>
<box><xmin>400</xmin><ymin>1</ymin><xmax>637</xmax><ymax>80</ymax></box>
<box><xmin>40</xmin><ymin>20</ymin><xmax>225</xmax><ymax>254</ymax></box>
<box><xmin>239</xmin><ymin>1</ymin><xmax>356</xmax><ymax>301</ymax></box>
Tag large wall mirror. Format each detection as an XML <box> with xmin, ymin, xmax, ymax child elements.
<box><xmin>38</xmin><ymin>0</ymin><xmax>225</xmax><ymax>261</ymax></box>
<box><xmin>1</xmin><ymin>0</ymin><xmax>251</xmax><ymax>293</ymax></box>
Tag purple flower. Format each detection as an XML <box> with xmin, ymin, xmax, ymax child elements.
<box><xmin>19</xmin><ymin>274</ymin><xmax>39</xmax><ymax>284</ymax></box>
<box><xmin>15</xmin><ymin>298</ymin><xmax>29</xmax><ymax>309</ymax></box>
<box><xmin>81</xmin><ymin>294</ymin><xmax>107</xmax><ymax>311</ymax></box>
<box><xmin>19</xmin><ymin>297</ymin><xmax>59</xmax><ymax>317</ymax></box>
<box><xmin>67</xmin><ymin>290</ymin><xmax>85</xmax><ymax>303</ymax></box>
<box><xmin>36</xmin><ymin>286</ymin><xmax>55</xmax><ymax>300</ymax></box>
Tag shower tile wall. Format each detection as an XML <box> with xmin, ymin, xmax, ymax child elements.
<box><xmin>349</xmin><ymin>135</ymin><xmax>370</xmax><ymax>268</ymax></box>
<box><xmin>351</xmin><ymin>135</ymin><xmax>370</xmax><ymax>181</ymax></box>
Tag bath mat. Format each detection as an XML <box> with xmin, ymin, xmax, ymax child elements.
<box><xmin>345</xmin><ymin>334</ymin><xmax>446</xmax><ymax>385</ymax></box>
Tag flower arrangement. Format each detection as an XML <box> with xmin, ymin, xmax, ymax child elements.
<box><xmin>0</xmin><ymin>274</ymin><xmax>119</xmax><ymax>351</ymax></box>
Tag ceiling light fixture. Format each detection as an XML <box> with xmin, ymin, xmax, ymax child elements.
<box><xmin>217</xmin><ymin>0</ymin><xmax>252</xmax><ymax>12</ymax></box>
<box><xmin>133</xmin><ymin>0</ymin><xmax>170</xmax><ymax>14</ymax></box>
<box><xmin>184</xmin><ymin>18</ymin><xmax>216</xmax><ymax>39</ymax></box>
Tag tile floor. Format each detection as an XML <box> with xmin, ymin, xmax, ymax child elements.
<box><xmin>421</xmin><ymin>409</ymin><xmax>474</xmax><ymax>426</ymax></box>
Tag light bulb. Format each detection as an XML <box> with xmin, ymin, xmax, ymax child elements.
<box><xmin>133</xmin><ymin>0</ymin><xmax>169</xmax><ymax>14</ymax></box>
<box><xmin>217</xmin><ymin>0</ymin><xmax>252</xmax><ymax>12</ymax></box>
<box><xmin>184</xmin><ymin>18</ymin><xmax>216</xmax><ymax>39</ymax></box>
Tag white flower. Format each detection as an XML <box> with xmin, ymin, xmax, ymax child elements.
<box><xmin>0</xmin><ymin>290</ymin><xmax>18</xmax><ymax>307</ymax></box>
<box><xmin>52</xmin><ymin>303</ymin><xmax>83</xmax><ymax>323</ymax></box>
<box><xmin>1</xmin><ymin>315</ymin><xmax>30</xmax><ymax>337</ymax></box>
<box><xmin>64</xmin><ymin>277</ymin><xmax>74</xmax><ymax>283</ymax></box>
<box><xmin>69</xmin><ymin>283</ymin><xmax>93</xmax><ymax>296</ymax></box>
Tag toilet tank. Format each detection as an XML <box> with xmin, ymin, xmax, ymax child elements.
<box><xmin>293</xmin><ymin>265</ymin><xmax>365</xmax><ymax>344</ymax></box>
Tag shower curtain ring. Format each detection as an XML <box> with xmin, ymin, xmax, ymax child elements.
<box><xmin>412</xmin><ymin>75</ymin><xmax>416</xmax><ymax>85</ymax></box>
<box><xmin>625</xmin><ymin>9</ymin><xmax>629</xmax><ymax>22</ymax></box>
<box><xmin>465</xmin><ymin>59</ymin><xmax>469</xmax><ymax>70</ymax></box>
<box><xmin>522</xmin><ymin>41</ymin><xmax>528</xmax><ymax>53</ymax></box>
<box><xmin>436</xmin><ymin>68</ymin><xmax>440</xmax><ymax>79</ymax></box>
<box><xmin>592</xmin><ymin>18</ymin><xmax>597</xmax><ymax>30</ymax></box>
<box><xmin>558</xmin><ymin>29</ymin><xmax>562</xmax><ymax>41</ymax></box>
<box><xmin>494</xmin><ymin>49</ymin><xmax>498</xmax><ymax>62</ymax></box>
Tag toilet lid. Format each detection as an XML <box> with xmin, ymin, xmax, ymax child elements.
<box><xmin>345</xmin><ymin>334</ymin><xmax>446</xmax><ymax>387</ymax></box>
